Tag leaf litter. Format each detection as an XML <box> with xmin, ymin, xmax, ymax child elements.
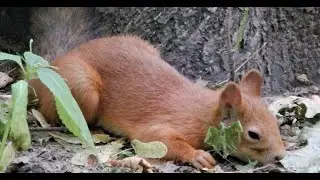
<box><xmin>5</xmin><ymin>89</ymin><xmax>320</xmax><ymax>173</ymax></box>
<box><xmin>268</xmin><ymin>95</ymin><xmax>320</xmax><ymax>173</ymax></box>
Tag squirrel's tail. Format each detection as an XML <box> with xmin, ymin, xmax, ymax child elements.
<box><xmin>30</xmin><ymin>7</ymin><xmax>106</xmax><ymax>62</ymax></box>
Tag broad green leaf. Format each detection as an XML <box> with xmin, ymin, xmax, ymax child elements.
<box><xmin>0</xmin><ymin>142</ymin><xmax>15</xmax><ymax>172</ymax></box>
<box><xmin>204</xmin><ymin>126</ymin><xmax>221</xmax><ymax>152</ymax></box>
<box><xmin>204</xmin><ymin>121</ymin><xmax>243</xmax><ymax>158</ymax></box>
<box><xmin>23</xmin><ymin>52</ymin><xmax>50</xmax><ymax>80</ymax></box>
<box><xmin>131</xmin><ymin>139</ymin><xmax>168</xmax><ymax>158</ymax></box>
<box><xmin>36</xmin><ymin>67</ymin><xmax>94</xmax><ymax>149</ymax></box>
<box><xmin>0</xmin><ymin>52</ymin><xmax>25</xmax><ymax>73</ymax></box>
<box><xmin>23</xmin><ymin>52</ymin><xmax>49</xmax><ymax>67</ymax></box>
<box><xmin>224</xmin><ymin>121</ymin><xmax>243</xmax><ymax>153</ymax></box>
<box><xmin>9</xmin><ymin>80</ymin><xmax>31</xmax><ymax>151</ymax></box>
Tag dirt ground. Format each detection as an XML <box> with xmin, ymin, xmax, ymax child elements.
<box><xmin>3</xmin><ymin>85</ymin><xmax>318</xmax><ymax>173</ymax></box>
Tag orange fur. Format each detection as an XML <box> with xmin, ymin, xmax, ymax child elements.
<box><xmin>28</xmin><ymin>34</ymin><xmax>285</xmax><ymax>169</ymax></box>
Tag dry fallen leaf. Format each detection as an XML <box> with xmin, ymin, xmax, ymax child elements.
<box><xmin>71</xmin><ymin>140</ymin><xmax>124</xmax><ymax>167</ymax></box>
<box><xmin>108</xmin><ymin>156</ymin><xmax>153</xmax><ymax>173</ymax></box>
<box><xmin>268</xmin><ymin>96</ymin><xmax>320</xmax><ymax>119</ymax></box>
<box><xmin>201</xmin><ymin>165</ymin><xmax>224</xmax><ymax>173</ymax></box>
<box><xmin>87</xmin><ymin>154</ymin><xmax>99</xmax><ymax>167</ymax></box>
<box><xmin>0</xmin><ymin>72</ymin><xmax>13</xmax><ymax>88</ymax></box>
<box><xmin>280</xmin><ymin>127</ymin><xmax>320</xmax><ymax>173</ymax></box>
<box><xmin>32</xmin><ymin>109</ymin><xmax>111</xmax><ymax>146</ymax></box>
<box><xmin>12</xmin><ymin>156</ymin><xmax>29</xmax><ymax>164</ymax></box>
<box><xmin>92</xmin><ymin>134</ymin><xmax>112</xmax><ymax>144</ymax></box>
<box><xmin>153</xmin><ymin>161</ymin><xmax>180</xmax><ymax>173</ymax></box>
<box><xmin>49</xmin><ymin>132</ymin><xmax>82</xmax><ymax>145</ymax></box>
<box><xmin>31</xmin><ymin>109</ymin><xmax>50</xmax><ymax>128</ymax></box>
<box><xmin>0</xmin><ymin>94</ymin><xmax>12</xmax><ymax>101</ymax></box>
<box><xmin>38</xmin><ymin>136</ymin><xmax>52</xmax><ymax>146</ymax></box>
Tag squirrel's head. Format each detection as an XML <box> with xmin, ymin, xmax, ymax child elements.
<box><xmin>217</xmin><ymin>69</ymin><xmax>285</xmax><ymax>165</ymax></box>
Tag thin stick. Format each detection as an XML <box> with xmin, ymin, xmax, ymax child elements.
<box><xmin>6</xmin><ymin>68</ymin><xmax>17</xmax><ymax>75</ymax></box>
<box><xmin>29</xmin><ymin>127</ymin><xmax>68</xmax><ymax>132</ymax></box>
<box><xmin>235</xmin><ymin>42</ymin><xmax>267</xmax><ymax>72</ymax></box>
<box><xmin>207</xmin><ymin>42</ymin><xmax>267</xmax><ymax>89</ymax></box>
<box><xmin>223</xmin><ymin>164</ymin><xmax>275</xmax><ymax>173</ymax></box>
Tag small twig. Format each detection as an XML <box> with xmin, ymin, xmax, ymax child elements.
<box><xmin>223</xmin><ymin>164</ymin><xmax>275</xmax><ymax>173</ymax></box>
<box><xmin>6</xmin><ymin>67</ymin><xmax>17</xmax><ymax>76</ymax></box>
<box><xmin>29</xmin><ymin>39</ymin><xmax>33</xmax><ymax>53</ymax></box>
<box><xmin>110</xmin><ymin>148</ymin><xmax>134</xmax><ymax>159</ymax></box>
<box><xmin>29</xmin><ymin>127</ymin><xmax>68</xmax><ymax>132</ymax></box>
<box><xmin>235</xmin><ymin>42</ymin><xmax>267</xmax><ymax>72</ymax></box>
<box><xmin>207</xmin><ymin>42</ymin><xmax>267</xmax><ymax>89</ymax></box>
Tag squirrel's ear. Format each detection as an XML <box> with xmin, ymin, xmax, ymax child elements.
<box><xmin>220</xmin><ymin>82</ymin><xmax>242</xmax><ymax>108</ymax></box>
<box><xmin>239</xmin><ymin>69</ymin><xmax>263</xmax><ymax>97</ymax></box>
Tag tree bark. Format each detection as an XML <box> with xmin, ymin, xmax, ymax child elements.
<box><xmin>94</xmin><ymin>7</ymin><xmax>320</xmax><ymax>95</ymax></box>
<box><xmin>1</xmin><ymin>7</ymin><xmax>319</xmax><ymax>95</ymax></box>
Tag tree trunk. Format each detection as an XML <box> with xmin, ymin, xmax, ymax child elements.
<box><xmin>1</xmin><ymin>7</ymin><xmax>319</xmax><ymax>95</ymax></box>
<box><xmin>94</xmin><ymin>7</ymin><xmax>320</xmax><ymax>95</ymax></box>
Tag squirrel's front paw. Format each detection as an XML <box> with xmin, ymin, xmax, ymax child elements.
<box><xmin>188</xmin><ymin>150</ymin><xmax>216</xmax><ymax>169</ymax></box>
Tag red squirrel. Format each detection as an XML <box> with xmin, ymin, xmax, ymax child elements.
<box><xmin>27</xmin><ymin>8</ymin><xmax>285</xmax><ymax>169</ymax></box>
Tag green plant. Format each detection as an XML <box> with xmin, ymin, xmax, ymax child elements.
<box><xmin>0</xmin><ymin>40</ymin><xmax>95</xmax><ymax>172</ymax></box>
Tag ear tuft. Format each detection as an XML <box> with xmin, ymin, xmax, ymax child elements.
<box><xmin>239</xmin><ymin>69</ymin><xmax>263</xmax><ymax>97</ymax></box>
<box><xmin>220</xmin><ymin>82</ymin><xmax>242</xmax><ymax>107</ymax></box>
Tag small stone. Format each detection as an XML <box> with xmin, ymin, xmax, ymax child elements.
<box><xmin>296</xmin><ymin>74</ymin><xmax>309</xmax><ymax>84</ymax></box>
<box><xmin>207</xmin><ymin>7</ymin><xmax>217</xmax><ymax>13</ymax></box>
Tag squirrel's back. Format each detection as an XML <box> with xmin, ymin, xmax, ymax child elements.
<box><xmin>38</xmin><ymin>34</ymin><xmax>217</xmax><ymax>138</ymax></box>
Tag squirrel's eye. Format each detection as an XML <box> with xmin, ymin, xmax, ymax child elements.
<box><xmin>248</xmin><ymin>131</ymin><xmax>260</xmax><ymax>141</ymax></box>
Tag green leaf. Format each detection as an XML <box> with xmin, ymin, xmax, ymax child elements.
<box><xmin>0</xmin><ymin>122</ymin><xmax>5</xmax><ymax>137</ymax></box>
<box><xmin>0</xmin><ymin>142</ymin><xmax>15</xmax><ymax>172</ymax></box>
<box><xmin>232</xmin><ymin>7</ymin><xmax>250</xmax><ymax>52</ymax></box>
<box><xmin>9</xmin><ymin>80</ymin><xmax>31</xmax><ymax>151</ymax></box>
<box><xmin>131</xmin><ymin>139</ymin><xmax>168</xmax><ymax>158</ymax></box>
<box><xmin>36</xmin><ymin>67</ymin><xmax>94</xmax><ymax>149</ymax></box>
<box><xmin>204</xmin><ymin>121</ymin><xmax>244</xmax><ymax>158</ymax></box>
<box><xmin>23</xmin><ymin>52</ymin><xmax>49</xmax><ymax>67</ymax></box>
<box><xmin>23</xmin><ymin>52</ymin><xmax>51</xmax><ymax>80</ymax></box>
<box><xmin>0</xmin><ymin>102</ymin><xmax>10</xmax><ymax>136</ymax></box>
<box><xmin>0</xmin><ymin>102</ymin><xmax>10</xmax><ymax>125</ymax></box>
<box><xmin>0</xmin><ymin>52</ymin><xmax>25</xmax><ymax>73</ymax></box>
